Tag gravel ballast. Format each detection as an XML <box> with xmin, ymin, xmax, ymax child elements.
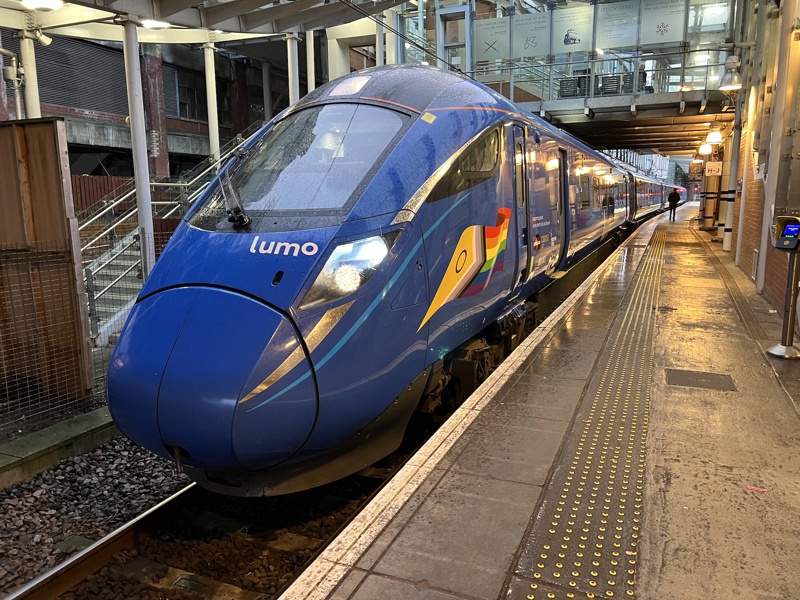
<box><xmin>0</xmin><ymin>436</ymin><xmax>189</xmax><ymax>595</ymax></box>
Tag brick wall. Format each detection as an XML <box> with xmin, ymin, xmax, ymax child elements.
<box><xmin>737</xmin><ymin>165</ymin><xmax>765</xmax><ymax>288</ymax></box>
<box><xmin>733</xmin><ymin>142</ymin><xmax>789</xmax><ymax>312</ymax></box>
<box><xmin>142</xmin><ymin>49</ymin><xmax>170</xmax><ymax>179</ymax></box>
<box><xmin>484</xmin><ymin>84</ymin><xmax>541</xmax><ymax>102</ymax></box>
<box><xmin>764</xmin><ymin>244</ymin><xmax>789</xmax><ymax>311</ymax></box>
<box><xmin>71</xmin><ymin>175</ymin><xmax>132</xmax><ymax>214</ymax></box>
<box><xmin>350</xmin><ymin>49</ymin><xmax>376</xmax><ymax>72</ymax></box>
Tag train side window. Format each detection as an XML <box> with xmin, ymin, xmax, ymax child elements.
<box><xmin>429</xmin><ymin>129</ymin><xmax>500</xmax><ymax>202</ymax></box>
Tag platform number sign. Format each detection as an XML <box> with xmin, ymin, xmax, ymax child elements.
<box><xmin>705</xmin><ymin>161</ymin><xmax>723</xmax><ymax>176</ymax></box>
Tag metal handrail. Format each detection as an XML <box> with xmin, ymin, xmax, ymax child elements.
<box><xmin>78</xmin><ymin>188</ymin><xmax>137</xmax><ymax>232</ymax></box>
<box><xmin>81</xmin><ymin>207</ymin><xmax>138</xmax><ymax>253</ymax></box>
<box><xmin>90</xmin><ymin>235</ymin><xmax>139</xmax><ymax>276</ymax></box>
<box><xmin>96</xmin><ymin>258</ymin><xmax>142</xmax><ymax>302</ymax></box>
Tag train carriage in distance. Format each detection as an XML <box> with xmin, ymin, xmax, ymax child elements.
<box><xmin>107</xmin><ymin>65</ymin><xmax>675</xmax><ymax>496</ymax></box>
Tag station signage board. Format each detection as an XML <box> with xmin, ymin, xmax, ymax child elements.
<box><xmin>705</xmin><ymin>161</ymin><xmax>723</xmax><ymax>176</ymax></box>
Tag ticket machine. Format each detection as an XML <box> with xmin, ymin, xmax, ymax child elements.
<box><xmin>774</xmin><ymin>216</ymin><xmax>800</xmax><ymax>252</ymax></box>
<box><xmin>769</xmin><ymin>216</ymin><xmax>800</xmax><ymax>358</ymax></box>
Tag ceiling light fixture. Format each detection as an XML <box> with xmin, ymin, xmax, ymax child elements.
<box><xmin>699</xmin><ymin>143</ymin><xmax>713</xmax><ymax>155</ymax></box>
<box><xmin>141</xmin><ymin>19</ymin><xmax>170</xmax><ymax>29</ymax></box>
<box><xmin>719</xmin><ymin>55</ymin><xmax>743</xmax><ymax>91</ymax></box>
<box><xmin>706</xmin><ymin>129</ymin><xmax>723</xmax><ymax>144</ymax></box>
<box><xmin>20</xmin><ymin>0</ymin><xmax>63</xmax><ymax>11</ymax></box>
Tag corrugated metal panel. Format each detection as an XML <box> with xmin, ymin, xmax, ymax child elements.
<box><xmin>1</xmin><ymin>31</ymin><xmax>128</xmax><ymax>116</ymax></box>
<box><xmin>163</xmin><ymin>63</ymin><xmax>179</xmax><ymax>118</ymax></box>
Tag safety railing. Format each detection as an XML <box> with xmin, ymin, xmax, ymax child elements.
<box><xmin>467</xmin><ymin>48</ymin><xmax>728</xmax><ymax>102</ymax></box>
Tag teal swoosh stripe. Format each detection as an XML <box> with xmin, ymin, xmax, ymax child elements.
<box><xmin>246</xmin><ymin>192</ymin><xmax>471</xmax><ymax>412</ymax></box>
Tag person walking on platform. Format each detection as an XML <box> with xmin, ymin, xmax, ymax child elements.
<box><xmin>668</xmin><ymin>188</ymin><xmax>680</xmax><ymax>221</ymax></box>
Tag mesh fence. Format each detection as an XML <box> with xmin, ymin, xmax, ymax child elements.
<box><xmin>1</xmin><ymin>229</ymin><xmax>179</xmax><ymax>442</ymax></box>
<box><xmin>0</xmin><ymin>242</ymin><xmax>96</xmax><ymax>440</ymax></box>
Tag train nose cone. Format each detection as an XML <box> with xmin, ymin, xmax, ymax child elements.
<box><xmin>107</xmin><ymin>287</ymin><xmax>318</xmax><ymax>471</ymax></box>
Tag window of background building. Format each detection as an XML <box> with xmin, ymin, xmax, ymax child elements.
<box><xmin>248</xmin><ymin>85</ymin><xmax>266</xmax><ymax>124</ymax></box>
<box><xmin>178</xmin><ymin>70</ymin><xmax>208</xmax><ymax>121</ymax></box>
<box><xmin>217</xmin><ymin>80</ymin><xmax>231</xmax><ymax>125</ymax></box>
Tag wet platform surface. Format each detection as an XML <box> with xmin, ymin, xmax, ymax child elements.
<box><xmin>279</xmin><ymin>204</ymin><xmax>800</xmax><ymax>600</ymax></box>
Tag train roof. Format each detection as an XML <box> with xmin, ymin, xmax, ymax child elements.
<box><xmin>289</xmin><ymin>64</ymin><xmax>516</xmax><ymax>116</ymax></box>
<box><xmin>279</xmin><ymin>66</ymin><xmax>676</xmax><ymax>189</ymax></box>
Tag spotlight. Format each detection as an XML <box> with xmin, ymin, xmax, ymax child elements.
<box><xmin>34</xmin><ymin>29</ymin><xmax>52</xmax><ymax>46</ymax></box>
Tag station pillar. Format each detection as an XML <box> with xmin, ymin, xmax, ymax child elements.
<box><xmin>203</xmin><ymin>42</ymin><xmax>220</xmax><ymax>163</ymax></box>
<box><xmin>306</xmin><ymin>32</ymin><xmax>316</xmax><ymax>94</ymax></box>
<box><xmin>121</xmin><ymin>18</ymin><xmax>155</xmax><ymax>280</ymax></box>
<box><xmin>17</xmin><ymin>31</ymin><xmax>41</xmax><ymax>119</ymax></box>
<box><xmin>286</xmin><ymin>33</ymin><xmax>300</xmax><ymax>106</ymax></box>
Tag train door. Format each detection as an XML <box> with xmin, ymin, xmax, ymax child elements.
<box><xmin>528</xmin><ymin>136</ymin><xmax>566</xmax><ymax>279</ymax></box>
<box><xmin>512</xmin><ymin>125</ymin><xmax>530</xmax><ymax>291</ymax></box>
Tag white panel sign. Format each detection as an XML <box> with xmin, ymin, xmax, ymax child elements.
<box><xmin>552</xmin><ymin>5</ymin><xmax>594</xmax><ymax>54</ymax></box>
<box><xmin>705</xmin><ymin>161</ymin><xmax>722</xmax><ymax>176</ymax></box>
<box><xmin>512</xmin><ymin>12</ymin><xmax>551</xmax><ymax>58</ymax></box>
<box><xmin>475</xmin><ymin>17</ymin><xmax>510</xmax><ymax>61</ymax></box>
<box><xmin>641</xmin><ymin>0</ymin><xmax>686</xmax><ymax>44</ymax></box>
<box><xmin>596</xmin><ymin>1</ymin><xmax>639</xmax><ymax>49</ymax></box>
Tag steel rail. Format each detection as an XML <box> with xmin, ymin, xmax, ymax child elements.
<box><xmin>3</xmin><ymin>484</ymin><xmax>196</xmax><ymax>600</ymax></box>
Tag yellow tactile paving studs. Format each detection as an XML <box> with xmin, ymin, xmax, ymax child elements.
<box><xmin>518</xmin><ymin>231</ymin><xmax>666</xmax><ymax>600</ymax></box>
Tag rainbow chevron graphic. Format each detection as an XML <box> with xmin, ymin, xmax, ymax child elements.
<box><xmin>418</xmin><ymin>207</ymin><xmax>512</xmax><ymax>331</ymax></box>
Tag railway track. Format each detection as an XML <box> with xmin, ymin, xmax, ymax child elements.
<box><xmin>3</xmin><ymin>459</ymin><xmax>402</xmax><ymax>600</ymax></box>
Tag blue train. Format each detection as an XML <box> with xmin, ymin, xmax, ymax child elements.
<box><xmin>107</xmin><ymin>65</ymin><xmax>678</xmax><ymax>496</ymax></box>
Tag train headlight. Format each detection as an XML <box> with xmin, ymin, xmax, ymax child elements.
<box><xmin>300</xmin><ymin>232</ymin><xmax>401</xmax><ymax>310</ymax></box>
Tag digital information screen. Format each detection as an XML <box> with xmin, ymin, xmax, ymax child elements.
<box><xmin>783</xmin><ymin>223</ymin><xmax>800</xmax><ymax>239</ymax></box>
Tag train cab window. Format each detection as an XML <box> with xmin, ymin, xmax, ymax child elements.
<box><xmin>188</xmin><ymin>103</ymin><xmax>407</xmax><ymax>230</ymax></box>
<box><xmin>429</xmin><ymin>129</ymin><xmax>500</xmax><ymax>202</ymax></box>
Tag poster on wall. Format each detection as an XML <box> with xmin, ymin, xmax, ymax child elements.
<box><xmin>640</xmin><ymin>0</ymin><xmax>686</xmax><ymax>45</ymax></box>
<box><xmin>596</xmin><ymin>1</ymin><xmax>639</xmax><ymax>50</ymax></box>
<box><xmin>551</xmin><ymin>4</ymin><xmax>594</xmax><ymax>54</ymax></box>
<box><xmin>475</xmin><ymin>17</ymin><xmax>510</xmax><ymax>61</ymax></box>
<box><xmin>512</xmin><ymin>12</ymin><xmax>551</xmax><ymax>59</ymax></box>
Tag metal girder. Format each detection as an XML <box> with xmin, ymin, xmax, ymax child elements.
<box><xmin>206</xmin><ymin>0</ymin><xmax>287</xmax><ymax>26</ymax></box>
<box><xmin>241</xmin><ymin>0</ymin><xmax>322</xmax><ymax>29</ymax></box>
<box><xmin>286</xmin><ymin>0</ymin><xmax>401</xmax><ymax>32</ymax></box>
<box><xmin>160</xmin><ymin>0</ymin><xmax>204</xmax><ymax>17</ymax></box>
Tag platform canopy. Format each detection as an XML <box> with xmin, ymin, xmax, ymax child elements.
<box><xmin>0</xmin><ymin>0</ymin><xmax>398</xmax><ymax>41</ymax></box>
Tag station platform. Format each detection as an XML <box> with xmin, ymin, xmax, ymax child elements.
<box><xmin>279</xmin><ymin>202</ymin><xmax>800</xmax><ymax>600</ymax></box>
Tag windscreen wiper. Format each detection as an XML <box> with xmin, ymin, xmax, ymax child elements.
<box><xmin>220</xmin><ymin>169</ymin><xmax>252</xmax><ymax>228</ymax></box>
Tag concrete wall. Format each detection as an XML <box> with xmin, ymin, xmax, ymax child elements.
<box><xmin>327</xmin><ymin>12</ymin><xmax>399</xmax><ymax>81</ymax></box>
